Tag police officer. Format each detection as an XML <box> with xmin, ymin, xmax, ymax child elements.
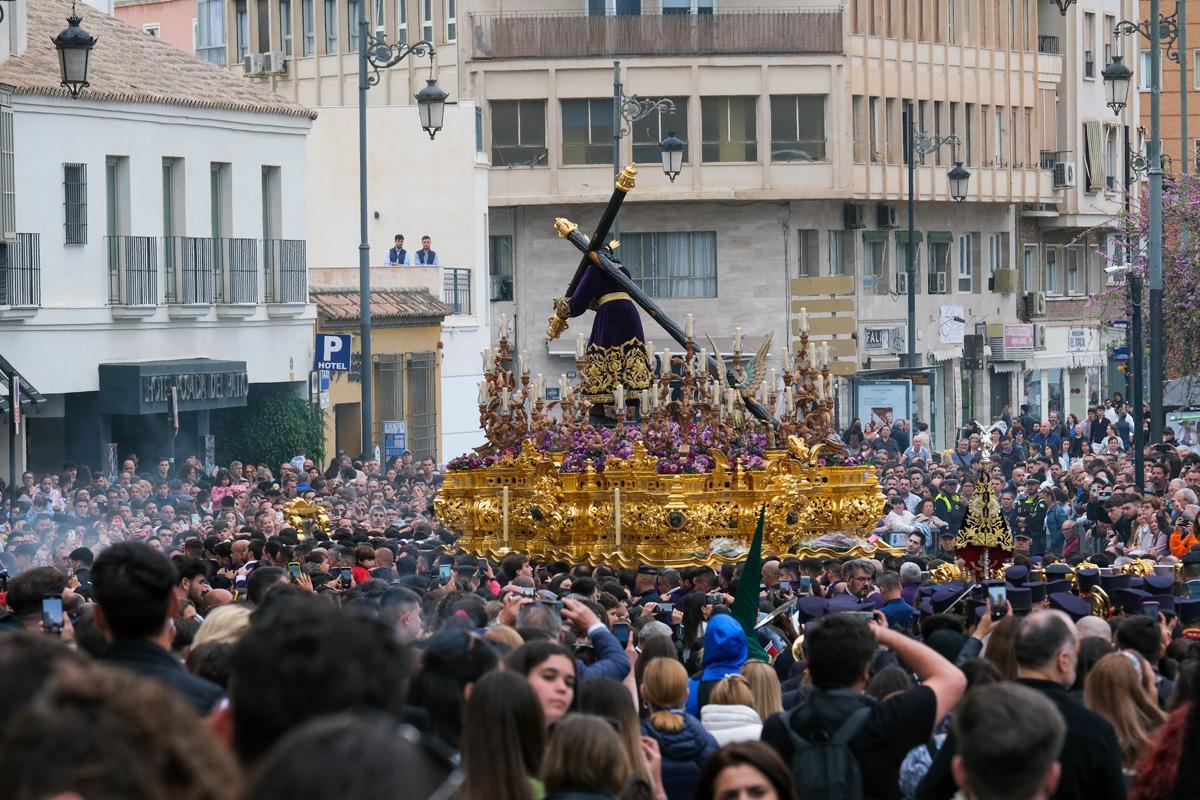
<box><xmin>1015</xmin><ymin>477</ymin><xmax>1047</xmax><ymax>555</ymax></box>
<box><xmin>934</xmin><ymin>476</ymin><xmax>967</xmax><ymax>537</ymax></box>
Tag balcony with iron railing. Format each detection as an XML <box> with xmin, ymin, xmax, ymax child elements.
<box><xmin>213</xmin><ymin>237</ymin><xmax>259</xmax><ymax>314</ymax></box>
<box><xmin>107</xmin><ymin>235</ymin><xmax>158</xmax><ymax>316</ymax></box>
<box><xmin>264</xmin><ymin>239</ymin><xmax>308</xmax><ymax>313</ymax></box>
<box><xmin>164</xmin><ymin>236</ymin><xmax>215</xmax><ymax>311</ymax></box>
<box><xmin>443</xmin><ymin>267</ymin><xmax>472</xmax><ymax>316</ymax></box>
<box><xmin>0</xmin><ymin>233</ymin><xmax>41</xmax><ymax>319</ymax></box>
<box><xmin>467</xmin><ymin>8</ymin><xmax>844</xmax><ymax>60</ymax></box>
<box><xmin>1037</xmin><ymin>35</ymin><xmax>1060</xmax><ymax>55</ymax></box>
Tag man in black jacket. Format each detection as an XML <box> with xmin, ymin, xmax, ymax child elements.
<box><xmin>916</xmin><ymin>610</ymin><xmax>1126</xmax><ymax>800</ymax></box>
<box><xmin>92</xmin><ymin>542</ymin><xmax>223</xmax><ymax>715</ymax></box>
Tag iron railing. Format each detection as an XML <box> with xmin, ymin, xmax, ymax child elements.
<box><xmin>106</xmin><ymin>235</ymin><xmax>158</xmax><ymax>305</ymax></box>
<box><xmin>163</xmin><ymin>236</ymin><xmax>215</xmax><ymax>305</ymax></box>
<box><xmin>469</xmin><ymin>8</ymin><xmax>843</xmax><ymax>60</ymax></box>
<box><xmin>1037</xmin><ymin>35</ymin><xmax>1060</xmax><ymax>54</ymax></box>
<box><xmin>0</xmin><ymin>233</ymin><xmax>40</xmax><ymax>306</ymax></box>
<box><xmin>264</xmin><ymin>238</ymin><xmax>307</xmax><ymax>303</ymax></box>
<box><xmin>443</xmin><ymin>267</ymin><xmax>471</xmax><ymax>315</ymax></box>
<box><xmin>214</xmin><ymin>237</ymin><xmax>258</xmax><ymax>304</ymax></box>
<box><xmin>1040</xmin><ymin>150</ymin><xmax>1071</xmax><ymax>170</ymax></box>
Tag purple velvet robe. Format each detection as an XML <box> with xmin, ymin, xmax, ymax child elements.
<box><xmin>568</xmin><ymin>264</ymin><xmax>652</xmax><ymax>403</ymax></box>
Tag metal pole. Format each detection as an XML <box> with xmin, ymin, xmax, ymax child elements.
<box><xmin>905</xmin><ymin>100</ymin><xmax>917</xmax><ymax>369</ymax></box>
<box><xmin>612</xmin><ymin>60</ymin><xmax>622</xmax><ymax>241</ymax></box>
<box><xmin>1149</xmin><ymin>0</ymin><xmax>1165</xmax><ymax>444</ymax></box>
<box><xmin>358</xmin><ymin>18</ymin><xmax>374</xmax><ymax>458</ymax></box>
<box><xmin>7</xmin><ymin>373</ymin><xmax>14</xmax><ymax>495</ymax></box>
<box><xmin>1181</xmin><ymin>0</ymin><xmax>1189</xmax><ymax>174</ymax></box>
<box><xmin>1125</xmin><ymin>124</ymin><xmax>1145</xmax><ymax>492</ymax></box>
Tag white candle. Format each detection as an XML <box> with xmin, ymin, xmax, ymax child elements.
<box><xmin>478</xmin><ymin>381</ymin><xmax>489</xmax><ymax>405</ymax></box>
<box><xmin>662</xmin><ymin>348</ymin><xmax>671</xmax><ymax>375</ymax></box>
<box><xmin>816</xmin><ymin>379</ymin><xmax>825</xmax><ymax>401</ymax></box>
<box><xmin>500</xmin><ymin>389</ymin><xmax>511</xmax><ymax>411</ymax></box>
<box><xmin>734</xmin><ymin>327</ymin><xmax>743</xmax><ymax>352</ymax></box>
<box><xmin>699</xmin><ymin>348</ymin><xmax>708</xmax><ymax>375</ymax></box>
<box><xmin>481</xmin><ymin>348</ymin><xmax>488</xmax><ymax>370</ymax></box>
<box><xmin>499</xmin><ymin>313</ymin><xmax>508</xmax><ymax>337</ymax></box>
<box><xmin>712</xmin><ymin>381</ymin><xmax>721</xmax><ymax>406</ymax></box>
<box><xmin>768</xmin><ymin>368</ymin><xmax>777</xmax><ymax>392</ymax></box>
<box><xmin>559</xmin><ymin>374</ymin><xmax>568</xmax><ymax>398</ymax></box>
<box><xmin>576</xmin><ymin>333</ymin><xmax>586</xmax><ymax>359</ymax></box>
<box><xmin>645</xmin><ymin>339</ymin><xmax>653</xmax><ymax>363</ymax></box>
<box><xmin>821</xmin><ymin>342</ymin><xmax>830</xmax><ymax>366</ymax></box>
<box><xmin>800</xmin><ymin>307</ymin><xmax>809</xmax><ymax>333</ymax></box>
<box><xmin>827</xmin><ymin>374</ymin><xmax>835</xmax><ymax>399</ymax></box>
<box><xmin>615</xmin><ymin>383</ymin><xmax>626</xmax><ymax>408</ymax></box>
<box><xmin>614</xmin><ymin>487</ymin><xmax>622</xmax><ymax>550</ymax></box>
<box><xmin>520</xmin><ymin>349</ymin><xmax>530</xmax><ymax>375</ymax></box>
<box><xmin>686</xmin><ymin>313</ymin><xmax>694</xmax><ymax>339</ymax></box>
<box><xmin>502</xmin><ymin>486</ymin><xmax>510</xmax><ymax>547</ymax></box>
<box><xmin>640</xmin><ymin>389</ymin><xmax>649</xmax><ymax>410</ymax></box>
<box><xmin>534</xmin><ymin>373</ymin><xmax>544</xmax><ymax>399</ymax></box>
<box><xmin>812</xmin><ymin>346</ymin><xmax>823</xmax><ymax>369</ymax></box>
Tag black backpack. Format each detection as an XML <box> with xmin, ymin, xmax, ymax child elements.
<box><xmin>784</xmin><ymin>689</ymin><xmax>873</xmax><ymax>800</ymax></box>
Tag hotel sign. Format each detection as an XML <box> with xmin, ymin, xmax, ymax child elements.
<box><xmin>99</xmin><ymin>359</ymin><xmax>250</xmax><ymax>416</ymax></box>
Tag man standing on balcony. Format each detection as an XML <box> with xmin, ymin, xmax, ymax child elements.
<box><xmin>414</xmin><ymin>235</ymin><xmax>439</xmax><ymax>266</ymax></box>
<box><xmin>386</xmin><ymin>234</ymin><xmax>410</xmax><ymax>266</ymax></box>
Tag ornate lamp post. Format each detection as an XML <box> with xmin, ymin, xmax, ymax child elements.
<box><xmin>52</xmin><ymin>2</ymin><xmax>97</xmax><ymax>99</ymax></box>
<box><xmin>611</xmin><ymin>60</ymin><xmax>682</xmax><ymax>237</ymax></box>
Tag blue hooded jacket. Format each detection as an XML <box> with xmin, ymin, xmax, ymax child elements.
<box><xmin>684</xmin><ymin>613</ymin><xmax>747</xmax><ymax>716</ymax></box>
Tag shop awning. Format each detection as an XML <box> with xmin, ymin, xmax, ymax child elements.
<box><xmin>929</xmin><ymin>345</ymin><xmax>963</xmax><ymax>363</ymax></box>
<box><xmin>990</xmin><ymin>361</ymin><xmax>1023</xmax><ymax>374</ymax></box>
<box><xmin>0</xmin><ymin>353</ymin><xmax>46</xmax><ymax>414</ymax></box>
<box><xmin>1027</xmin><ymin>352</ymin><xmax>1107</xmax><ymax>370</ymax></box>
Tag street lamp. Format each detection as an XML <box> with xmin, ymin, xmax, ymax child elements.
<box><xmin>52</xmin><ymin>3</ymin><xmax>97</xmax><ymax>99</ymax></box>
<box><xmin>947</xmin><ymin>162</ymin><xmax>971</xmax><ymax>203</ymax></box>
<box><xmin>660</xmin><ymin>131</ymin><xmax>684</xmax><ymax>183</ymax></box>
<box><xmin>1047</xmin><ymin>0</ymin><xmax>1077</xmax><ymax>14</ymax></box>
<box><xmin>1101</xmin><ymin>55</ymin><xmax>1133</xmax><ymax>114</ymax></box>
<box><xmin>902</xmin><ymin>100</ymin><xmax>970</xmax><ymax>368</ymax></box>
<box><xmin>611</xmin><ymin>60</ymin><xmax>681</xmax><ymax>237</ymax></box>
<box><xmin>357</xmin><ymin>20</ymin><xmax>445</xmax><ymax>457</ymax></box>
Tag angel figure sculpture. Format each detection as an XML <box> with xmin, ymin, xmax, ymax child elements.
<box><xmin>706</xmin><ymin>332</ymin><xmax>773</xmax><ymax>427</ymax></box>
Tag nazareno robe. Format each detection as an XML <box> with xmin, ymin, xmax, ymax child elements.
<box><xmin>568</xmin><ymin>262</ymin><xmax>652</xmax><ymax>404</ymax></box>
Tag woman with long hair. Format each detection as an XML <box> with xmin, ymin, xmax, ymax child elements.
<box><xmin>981</xmin><ymin>615</ymin><xmax>1021</xmax><ymax>680</ymax></box>
<box><xmin>460</xmin><ymin>671</ymin><xmax>546</xmax><ymax>800</ymax></box>
<box><xmin>407</xmin><ymin>630</ymin><xmax>499</xmax><ymax>750</ymax></box>
<box><xmin>577</xmin><ymin>678</ymin><xmax>662</xmax><ymax>800</ymax></box>
<box><xmin>740</xmin><ymin>660</ymin><xmax>783</xmax><ymax>721</ymax></box>
<box><xmin>639</xmin><ymin>659</ymin><xmax>717</xmax><ymax>800</ymax></box>
<box><xmin>506</xmin><ymin>640</ymin><xmax>578</xmax><ymax>725</ymax></box>
<box><xmin>1069</xmin><ymin>636</ymin><xmax>1115</xmax><ymax>699</ymax></box>
<box><xmin>542</xmin><ymin>715</ymin><xmax>632</xmax><ymax>800</ymax></box>
<box><xmin>1085</xmin><ymin>651</ymin><xmax>1167</xmax><ymax>773</ymax></box>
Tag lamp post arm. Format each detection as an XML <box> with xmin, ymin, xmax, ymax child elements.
<box><xmin>362</xmin><ymin>33</ymin><xmax>436</xmax><ymax>89</ymax></box>
<box><xmin>617</xmin><ymin>96</ymin><xmax>677</xmax><ymax>136</ymax></box>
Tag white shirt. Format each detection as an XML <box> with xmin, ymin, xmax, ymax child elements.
<box><xmin>885</xmin><ymin>508</ymin><xmax>918</xmax><ymax>533</ymax></box>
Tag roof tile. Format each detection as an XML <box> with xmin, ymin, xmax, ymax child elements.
<box><xmin>312</xmin><ymin>289</ymin><xmax>453</xmax><ymax>323</ymax></box>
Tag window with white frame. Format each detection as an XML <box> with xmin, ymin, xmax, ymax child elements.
<box><xmin>446</xmin><ymin>0</ymin><xmax>455</xmax><ymax>41</ymax></box>
<box><xmin>993</xmin><ymin>109</ymin><xmax>1003</xmax><ymax>166</ymax></box>
<box><xmin>1194</xmin><ymin>50</ymin><xmax>1200</xmax><ymax>90</ymax></box>
<box><xmin>280</xmin><ymin>0</ymin><xmax>293</xmax><ymax>55</ymax></box>
<box><xmin>1044</xmin><ymin>247</ymin><xmax>1059</xmax><ymax>294</ymax></box>
<box><xmin>324</xmin><ymin>0</ymin><xmax>338</xmax><ymax>53</ymax></box>
<box><xmin>348</xmin><ymin>0</ymin><xmax>362</xmax><ymax>51</ymax></box>
<box><xmin>1023</xmin><ymin>245</ymin><xmax>1038</xmax><ymax>292</ymax></box>
<box><xmin>1065</xmin><ymin>246</ymin><xmax>1082</xmax><ymax>295</ymax></box>
<box><xmin>1139</xmin><ymin>51</ymin><xmax>1154</xmax><ymax>91</ymax></box>
<box><xmin>143</xmin><ymin>23</ymin><xmax>161</xmax><ymax>37</ymax></box>
<box><xmin>422</xmin><ymin>0</ymin><xmax>432</xmax><ymax>42</ymax></box>
<box><xmin>197</xmin><ymin>0</ymin><xmax>226</xmax><ymax>64</ymax></box>
<box><xmin>958</xmin><ymin>233</ymin><xmax>973</xmax><ymax>292</ymax></box>
<box><xmin>1083</xmin><ymin>13</ymin><xmax>1096</xmax><ymax>78</ymax></box>
<box><xmin>928</xmin><ymin>237</ymin><xmax>950</xmax><ymax>294</ymax></box>
<box><xmin>373</xmin><ymin>0</ymin><xmax>385</xmax><ymax>35</ymax></box>
<box><xmin>396</xmin><ymin>0</ymin><xmax>407</xmax><ymax>42</ymax></box>
<box><xmin>796</xmin><ymin>229</ymin><xmax>819</xmax><ymax>277</ymax></box>
<box><xmin>864</xmin><ymin>234</ymin><xmax>890</xmax><ymax>295</ymax></box>
<box><xmin>988</xmin><ymin>233</ymin><xmax>1006</xmax><ymax>276</ymax></box>
<box><xmin>623</xmin><ymin>232</ymin><xmax>717</xmax><ymax>298</ymax></box>
<box><xmin>490</xmin><ymin>100</ymin><xmax>548</xmax><ymax>167</ymax></box>
<box><xmin>64</xmin><ymin>163</ymin><xmax>87</xmax><ymax>245</ymax></box>
<box><xmin>589</xmin><ymin>0</ymin><xmax>646</xmax><ymax>14</ymax></box>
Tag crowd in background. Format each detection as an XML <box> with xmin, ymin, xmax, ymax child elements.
<box><xmin>0</xmin><ymin>391</ymin><xmax>1199</xmax><ymax>800</ymax></box>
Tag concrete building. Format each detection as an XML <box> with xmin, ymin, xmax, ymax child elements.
<box><xmin>0</xmin><ymin>0</ymin><xmax>315</xmax><ymax>479</ymax></box>
<box><xmin>460</xmin><ymin>0</ymin><xmax>1132</xmax><ymax>447</ymax></box>
<box><xmin>113</xmin><ymin>0</ymin><xmax>200</xmax><ymax>54</ymax></box>
<box><xmin>200</xmin><ymin>0</ymin><xmax>491</xmax><ymax>460</ymax></box>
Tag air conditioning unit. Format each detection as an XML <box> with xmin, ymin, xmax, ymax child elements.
<box><xmin>843</xmin><ymin>202</ymin><xmax>866</xmax><ymax>230</ymax></box>
<box><xmin>1053</xmin><ymin>161</ymin><xmax>1077</xmax><ymax>188</ymax></box>
<box><xmin>877</xmin><ymin>204</ymin><xmax>899</xmax><ymax>229</ymax></box>
<box><xmin>242</xmin><ymin>54</ymin><xmax>263</xmax><ymax>76</ymax></box>
<box><xmin>930</xmin><ymin>271</ymin><xmax>947</xmax><ymax>294</ymax></box>
<box><xmin>262</xmin><ymin>51</ymin><xmax>289</xmax><ymax>74</ymax></box>
<box><xmin>1023</xmin><ymin>291</ymin><xmax>1047</xmax><ymax>318</ymax></box>
<box><xmin>990</xmin><ymin>267</ymin><xmax>1020</xmax><ymax>295</ymax></box>
<box><xmin>895</xmin><ymin>271</ymin><xmax>908</xmax><ymax>295</ymax></box>
<box><xmin>1034</xmin><ymin>324</ymin><xmax>1047</xmax><ymax>350</ymax></box>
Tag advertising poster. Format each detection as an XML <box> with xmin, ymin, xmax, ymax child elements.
<box><xmin>854</xmin><ymin>379</ymin><xmax>913</xmax><ymax>430</ymax></box>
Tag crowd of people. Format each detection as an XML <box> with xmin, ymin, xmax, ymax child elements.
<box><xmin>0</xmin><ymin>392</ymin><xmax>1198</xmax><ymax>800</ymax></box>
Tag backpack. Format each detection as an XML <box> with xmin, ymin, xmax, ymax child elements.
<box><xmin>784</xmin><ymin>690</ymin><xmax>874</xmax><ymax>800</ymax></box>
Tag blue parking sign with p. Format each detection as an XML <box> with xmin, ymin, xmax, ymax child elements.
<box><xmin>315</xmin><ymin>334</ymin><xmax>352</xmax><ymax>371</ymax></box>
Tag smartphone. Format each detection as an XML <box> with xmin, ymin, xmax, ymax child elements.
<box><xmin>518</xmin><ymin>586</ymin><xmax>537</xmax><ymax>597</ymax></box>
<box><xmin>987</xmin><ymin>585</ymin><xmax>1007</xmax><ymax>620</ymax></box>
<box><xmin>438</xmin><ymin>564</ymin><xmax>453</xmax><ymax>584</ymax></box>
<box><xmin>800</xmin><ymin>575</ymin><xmax>812</xmax><ymax>592</ymax></box>
<box><xmin>848</xmin><ymin>610</ymin><xmax>876</xmax><ymax>621</ymax></box>
<box><xmin>656</xmin><ymin>602</ymin><xmax>674</xmax><ymax>614</ymax></box>
<box><xmin>41</xmin><ymin>595</ymin><xmax>64</xmax><ymax>637</ymax></box>
<box><xmin>191</xmin><ymin>513</ymin><xmax>201</xmax><ymax>524</ymax></box>
<box><xmin>706</xmin><ymin>594</ymin><xmax>723</xmax><ymax>605</ymax></box>
<box><xmin>778</xmin><ymin>580</ymin><xmax>791</xmax><ymax>591</ymax></box>
<box><xmin>535</xmin><ymin>566</ymin><xmax>549</xmax><ymax>582</ymax></box>
<box><xmin>288</xmin><ymin>561</ymin><xmax>302</xmax><ymax>580</ymax></box>
<box><xmin>478</xmin><ymin>558</ymin><xmax>489</xmax><ymax>571</ymax></box>
<box><xmin>1142</xmin><ymin>600</ymin><xmax>1160</xmax><ymax>618</ymax></box>
<box><xmin>612</xmin><ymin>622</ymin><xmax>631</xmax><ymax>649</ymax></box>
<box><xmin>340</xmin><ymin>567</ymin><xmax>352</xmax><ymax>588</ymax></box>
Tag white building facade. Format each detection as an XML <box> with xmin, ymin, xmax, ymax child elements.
<box><xmin>0</xmin><ymin>0</ymin><xmax>315</xmax><ymax>478</ymax></box>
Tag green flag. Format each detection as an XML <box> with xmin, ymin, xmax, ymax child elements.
<box><xmin>730</xmin><ymin>504</ymin><xmax>770</xmax><ymax>663</ymax></box>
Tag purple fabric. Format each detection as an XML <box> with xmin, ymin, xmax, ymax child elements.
<box><xmin>568</xmin><ymin>264</ymin><xmax>645</xmax><ymax>349</ymax></box>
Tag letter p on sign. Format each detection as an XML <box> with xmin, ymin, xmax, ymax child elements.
<box><xmin>315</xmin><ymin>334</ymin><xmax>352</xmax><ymax>372</ymax></box>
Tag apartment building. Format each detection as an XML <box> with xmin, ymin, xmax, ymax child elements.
<box><xmin>1136</xmin><ymin>0</ymin><xmax>1196</xmax><ymax>172</ymax></box>
<box><xmin>457</xmin><ymin>0</ymin><xmax>1129</xmax><ymax>444</ymax></box>
<box><xmin>114</xmin><ymin>0</ymin><xmax>201</xmax><ymax>53</ymax></box>
<box><xmin>200</xmin><ymin>0</ymin><xmax>489</xmax><ymax>460</ymax></box>
<box><xmin>0</xmin><ymin>0</ymin><xmax>314</xmax><ymax>477</ymax></box>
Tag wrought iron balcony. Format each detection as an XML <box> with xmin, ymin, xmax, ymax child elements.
<box><xmin>214</xmin><ymin>237</ymin><xmax>258</xmax><ymax>305</ymax></box>
<box><xmin>0</xmin><ymin>233</ymin><xmax>40</xmax><ymax>307</ymax></box>
<box><xmin>264</xmin><ymin>239</ymin><xmax>307</xmax><ymax>304</ymax></box>
<box><xmin>163</xmin><ymin>236</ymin><xmax>215</xmax><ymax>305</ymax></box>
<box><xmin>106</xmin><ymin>235</ymin><xmax>158</xmax><ymax>306</ymax></box>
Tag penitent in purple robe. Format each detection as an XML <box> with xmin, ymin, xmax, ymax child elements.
<box><xmin>568</xmin><ymin>263</ymin><xmax>652</xmax><ymax>405</ymax></box>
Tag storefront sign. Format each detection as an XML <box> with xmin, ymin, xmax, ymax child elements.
<box><xmin>383</xmin><ymin>420</ymin><xmax>408</xmax><ymax>458</ymax></box>
<box><xmin>1067</xmin><ymin>328</ymin><xmax>1088</xmax><ymax>352</ymax></box>
<box><xmin>99</xmin><ymin>360</ymin><xmax>249</xmax><ymax>416</ymax></box>
<box><xmin>1002</xmin><ymin>324</ymin><xmax>1035</xmax><ymax>350</ymax></box>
